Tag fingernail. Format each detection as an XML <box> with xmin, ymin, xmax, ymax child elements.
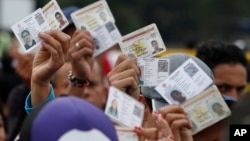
<box><xmin>167</xmin><ymin>135</ymin><xmax>174</xmax><ymax>141</ymax></box>
<box><xmin>153</xmin><ymin>111</ymin><xmax>159</xmax><ymax>115</ymax></box>
<box><xmin>134</xmin><ymin>126</ymin><xmax>141</xmax><ymax>131</ymax></box>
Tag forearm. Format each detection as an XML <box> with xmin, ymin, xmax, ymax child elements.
<box><xmin>30</xmin><ymin>79</ymin><xmax>50</xmax><ymax>107</ymax></box>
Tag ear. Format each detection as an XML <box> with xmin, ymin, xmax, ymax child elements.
<box><xmin>138</xmin><ymin>95</ymin><xmax>151</xmax><ymax>125</ymax></box>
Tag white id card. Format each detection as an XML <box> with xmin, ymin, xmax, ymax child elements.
<box><xmin>105</xmin><ymin>86</ymin><xmax>145</xmax><ymax>128</ymax></box>
<box><xmin>11</xmin><ymin>8</ymin><xmax>51</xmax><ymax>53</ymax></box>
<box><xmin>119</xmin><ymin>23</ymin><xmax>166</xmax><ymax>58</ymax></box>
<box><xmin>181</xmin><ymin>85</ymin><xmax>231</xmax><ymax>135</ymax></box>
<box><xmin>155</xmin><ymin>58</ymin><xmax>213</xmax><ymax>104</ymax></box>
<box><xmin>42</xmin><ymin>0</ymin><xmax>69</xmax><ymax>30</ymax></box>
<box><xmin>138</xmin><ymin>58</ymin><xmax>169</xmax><ymax>86</ymax></box>
<box><xmin>116</xmin><ymin>126</ymin><xmax>138</xmax><ymax>141</ymax></box>
<box><xmin>71</xmin><ymin>0</ymin><xmax>121</xmax><ymax>56</ymax></box>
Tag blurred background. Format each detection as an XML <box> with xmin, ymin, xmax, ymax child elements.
<box><xmin>2</xmin><ymin>0</ymin><xmax>250</xmax><ymax>51</ymax></box>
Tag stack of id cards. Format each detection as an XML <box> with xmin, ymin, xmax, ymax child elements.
<box><xmin>11</xmin><ymin>0</ymin><xmax>68</xmax><ymax>53</ymax></box>
<box><xmin>71</xmin><ymin>0</ymin><xmax>122</xmax><ymax>56</ymax></box>
<box><xmin>137</xmin><ymin>58</ymin><xmax>169</xmax><ymax>87</ymax></box>
<box><xmin>154</xmin><ymin>58</ymin><xmax>231</xmax><ymax>134</ymax></box>
<box><xmin>105</xmin><ymin>86</ymin><xmax>144</xmax><ymax>141</ymax></box>
<box><xmin>119</xmin><ymin>23</ymin><xmax>166</xmax><ymax>58</ymax></box>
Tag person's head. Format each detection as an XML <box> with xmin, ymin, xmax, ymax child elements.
<box><xmin>51</xmin><ymin>62</ymin><xmax>72</xmax><ymax>97</ymax></box>
<box><xmin>170</xmin><ymin>90</ymin><xmax>186</xmax><ymax>103</ymax></box>
<box><xmin>212</xmin><ymin>102</ymin><xmax>224</xmax><ymax>116</ymax></box>
<box><xmin>71</xmin><ymin>60</ymin><xmax>108</xmax><ymax>110</ymax></box>
<box><xmin>151</xmin><ymin>40</ymin><xmax>159</xmax><ymax>50</ymax></box>
<box><xmin>21</xmin><ymin>30</ymin><xmax>31</xmax><ymax>44</ymax></box>
<box><xmin>55</xmin><ymin>12</ymin><xmax>64</xmax><ymax>25</ymax></box>
<box><xmin>111</xmin><ymin>99</ymin><xmax>118</xmax><ymax>110</ymax></box>
<box><xmin>19</xmin><ymin>96</ymin><xmax>118</xmax><ymax>141</ymax></box>
<box><xmin>196</xmin><ymin>40</ymin><xmax>248</xmax><ymax>100</ymax></box>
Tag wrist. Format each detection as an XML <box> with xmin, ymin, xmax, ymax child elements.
<box><xmin>68</xmin><ymin>71</ymin><xmax>90</xmax><ymax>87</ymax></box>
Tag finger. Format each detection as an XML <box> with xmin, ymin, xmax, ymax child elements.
<box><xmin>45</xmin><ymin>30</ymin><xmax>71</xmax><ymax>55</ymax></box>
<box><xmin>134</xmin><ymin>127</ymin><xmax>158</xmax><ymax>140</ymax></box>
<box><xmin>70</xmin><ymin>48</ymin><xmax>94</xmax><ymax>61</ymax></box>
<box><xmin>114</xmin><ymin>54</ymin><xmax>130</xmax><ymax>67</ymax></box>
<box><xmin>159</xmin><ymin>105</ymin><xmax>186</xmax><ymax>117</ymax></box>
<box><xmin>165</xmin><ymin>113</ymin><xmax>188</xmax><ymax>126</ymax></box>
<box><xmin>38</xmin><ymin>32</ymin><xmax>64</xmax><ymax>60</ymax></box>
<box><xmin>110</xmin><ymin>77</ymin><xmax>139</xmax><ymax>97</ymax></box>
<box><xmin>171</xmin><ymin>119</ymin><xmax>192</xmax><ymax>141</ymax></box>
<box><xmin>108</xmin><ymin>68</ymin><xmax>139</xmax><ymax>85</ymax></box>
<box><xmin>70</xmin><ymin>30</ymin><xmax>94</xmax><ymax>47</ymax></box>
<box><xmin>156</xmin><ymin>114</ymin><xmax>172</xmax><ymax>137</ymax></box>
<box><xmin>108</xmin><ymin>58</ymin><xmax>140</xmax><ymax>79</ymax></box>
<box><xmin>41</xmin><ymin>41</ymin><xmax>62</xmax><ymax>64</ymax></box>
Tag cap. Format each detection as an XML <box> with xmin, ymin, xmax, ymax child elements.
<box><xmin>62</xmin><ymin>6</ymin><xmax>79</xmax><ymax>24</ymax></box>
<box><xmin>19</xmin><ymin>96</ymin><xmax>118</xmax><ymax>141</ymax></box>
<box><xmin>141</xmin><ymin>53</ymin><xmax>214</xmax><ymax>111</ymax></box>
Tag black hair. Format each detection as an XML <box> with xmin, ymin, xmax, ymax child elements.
<box><xmin>21</xmin><ymin>30</ymin><xmax>30</xmax><ymax>38</ymax></box>
<box><xmin>196</xmin><ymin>40</ymin><xmax>248</xmax><ymax>71</ymax></box>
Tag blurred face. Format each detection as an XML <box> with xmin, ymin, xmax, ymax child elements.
<box><xmin>82</xmin><ymin>62</ymin><xmax>107</xmax><ymax>109</ymax></box>
<box><xmin>172</xmin><ymin>91</ymin><xmax>185</xmax><ymax>103</ymax></box>
<box><xmin>111</xmin><ymin>99</ymin><xmax>117</xmax><ymax>109</ymax></box>
<box><xmin>214</xmin><ymin>63</ymin><xmax>247</xmax><ymax>100</ymax></box>
<box><xmin>22</xmin><ymin>31</ymin><xmax>31</xmax><ymax>44</ymax></box>
<box><xmin>213</xmin><ymin>104</ymin><xmax>224</xmax><ymax>116</ymax></box>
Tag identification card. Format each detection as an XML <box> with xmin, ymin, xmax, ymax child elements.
<box><xmin>42</xmin><ymin>0</ymin><xmax>69</xmax><ymax>30</ymax></box>
<box><xmin>71</xmin><ymin>0</ymin><xmax>121</xmax><ymax>56</ymax></box>
<box><xmin>119</xmin><ymin>23</ymin><xmax>166</xmax><ymax>58</ymax></box>
<box><xmin>155</xmin><ymin>58</ymin><xmax>213</xmax><ymax>104</ymax></box>
<box><xmin>181</xmin><ymin>85</ymin><xmax>231</xmax><ymax>135</ymax></box>
<box><xmin>11</xmin><ymin>8</ymin><xmax>50</xmax><ymax>53</ymax></box>
<box><xmin>105</xmin><ymin>86</ymin><xmax>145</xmax><ymax>128</ymax></box>
<box><xmin>138</xmin><ymin>58</ymin><xmax>169</xmax><ymax>86</ymax></box>
<box><xmin>116</xmin><ymin>126</ymin><xmax>138</xmax><ymax>141</ymax></box>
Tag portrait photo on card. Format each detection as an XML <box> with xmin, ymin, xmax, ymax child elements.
<box><xmin>54</xmin><ymin>11</ymin><xmax>67</xmax><ymax>29</ymax></box>
<box><xmin>139</xmin><ymin>66</ymin><xmax>144</xmax><ymax>85</ymax></box>
<box><xmin>150</xmin><ymin>40</ymin><xmax>164</xmax><ymax>55</ymax></box>
<box><xmin>183</xmin><ymin>62</ymin><xmax>199</xmax><ymax>78</ymax></box>
<box><xmin>107</xmin><ymin>98</ymin><xmax>119</xmax><ymax>118</ymax></box>
<box><xmin>209</xmin><ymin>101</ymin><xmax>226</xmax><ymax>117</ymax></box>
<box><xmin>20</xmin><ymin>29</ymin><xmax>37</xmax><ymax>50</ymax></box>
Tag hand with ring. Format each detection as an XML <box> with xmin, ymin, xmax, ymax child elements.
<box><xmin>68</xmin><ymin>29</ymin><xmax>95</xmax><ymax>80</ymax></box>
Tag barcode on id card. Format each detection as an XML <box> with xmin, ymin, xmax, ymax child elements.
<box><xmin>35</xmin><ymin>12</ymin><xmax>45</xmax><ymax>25</ymax></box>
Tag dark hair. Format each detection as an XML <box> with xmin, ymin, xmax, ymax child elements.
<box><xmin>212</xmin><ymin>102</ymin><xmax>222</xmax><ymax>110</ymax></box>
<box><xmin>196</xmin><ymin>40</ymin><xmax>248</xmax><ymax>71</ymax></box>
<box><xmin>170</xmin><ymin>90</ymin><xmax>181</xmax><ymax>98</ymax></box>
<box><xmin>55</xmin><ymin>12</ymin><xmax>62</xmax><ymax>18</ymax></box>
<box><xmin>151</xmin><ymin>40</ymin><xmax>157</xmax><ymax>44</ymax></box>
<box><xmin>21</xmin><ymin>30</ymin><xmax>30</xmax><ymax>38</ymax></box>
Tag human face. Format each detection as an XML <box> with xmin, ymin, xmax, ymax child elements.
<box><xmin>111</xmin><ymin>99</ymin><xmax>117</xmax><ymax>109</ymax></box>
<box><xmin>172</xmin><ymin>91</ymin><xmax>185</xmax><ymax>103</ymax></box>
<box><xmin>82</xmin><ymin>62</ymin><xmax>107</xmax><ymax>109</ymax></box>
<box><xmin>213</xmin><ymin>63</ymin><xmax>247</xmax><ymax>100</ymax></box>
<box><xmin>151</xmin><ymin>41</ymin><xmax>158</xmax><ymax>50</ymax></box>
<box><xmin>22</xmin><ymin>31</ymin><xmax>31</xmax><ymax>44</ymax></box>
<box><xmin>55</xmin><ymin>13</ymin><xmax>64</xmax><ymax>24</ymax></box>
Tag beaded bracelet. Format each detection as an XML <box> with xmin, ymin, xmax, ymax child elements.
<box><xmin>68</xmin><ymin>71</ymin><xmax>90</xmax><ymax>87</ymax></box>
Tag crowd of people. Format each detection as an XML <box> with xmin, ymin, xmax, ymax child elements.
<box><xmin>0</xmin><ymin>4</ymin><xmax>249</xmax><ymax>141</ymax></box>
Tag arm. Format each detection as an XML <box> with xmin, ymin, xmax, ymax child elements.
<box><xmin>67</xmin><ymin>30</ymin><xmax>95</xmax><ymax>96</ymax></box>
<box><xmin>31</xmin><ymin>30</ymin><xmax>70</xmax><ymax>107</ymax></box>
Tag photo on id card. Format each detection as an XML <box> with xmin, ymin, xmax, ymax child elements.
<box><xmin>115</xmin><ymin>126</ymin><xmax>138</xmax><ymax>141</ymax></box>
<box><xmin>105</xmin><ymin>86</ymin><xmax>144</xmax><ymax>128</ymax></box>
<box><xmin>181</xmin><ymin>85</ymin><xmax>231</xmax><ymax>135</ymax></box>
<box><xmin>11</xmin><ymin>8</ymin><xmax>51</xmax><ymax>53</ymax></box>
<box><xmin>155</xmin><ymin>58</ymin><xmax>213</xmax><ymax>105</ymax></box>
<box><xmin>42</xmin><ymin>0</ymin><xmax>69</xmax><ymax>30</ymax></box>
<box><xmin>119</xmin><ymin>23</ymin><xmax>166</xmax><ymax>58</ymax></box>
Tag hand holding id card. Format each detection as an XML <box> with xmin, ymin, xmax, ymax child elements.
<box><xmin>119</xmin><ymin>23</ymin><xmax>166</xmax><ymax>58</ymax></box>
<box><xmin>105</xmin><ymin>86</ymin><xmax>144</xmax><ymax>128</ymax></box>
<box><xmin>155</xmin><ymin>58</ymin><xmax>213</xmax><ymax>104</ymax></box>
<box><xmin>181</xmin><ymin>85</ymin><xmax>231</xmax><ymax>135</ymax></box>
<box><xmin>11</xmin><ymin>0</ymin><xmax>68</xmax><ymax>53</ymax></box>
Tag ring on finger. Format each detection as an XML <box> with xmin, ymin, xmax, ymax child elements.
<box><xmin>75</xmin><ymin>42</ymin><xmax>81</xmax><ymax>49</ymax></box>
